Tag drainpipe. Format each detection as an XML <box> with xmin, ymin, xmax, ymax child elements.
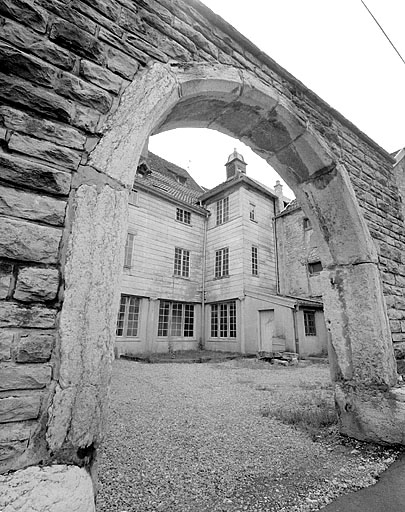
<box><xmin>200</xmin><ymin>208</ymin><xmax>209</xmax><ymax>350</ymax></box>
<box><xmin>273</xmin><ymin>200</ymin><xmax>280</xmax><ymax>294</ymax></box>
<box><xmin>293</xmin><ymin>302</ymin><xmax>300</xmax><ymax>355</ymax></box>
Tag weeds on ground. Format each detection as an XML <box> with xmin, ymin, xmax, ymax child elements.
<box><xmin>260</xmin><ymin>380</ymin><xmax>337</xmax><ymax>436</ymax></box>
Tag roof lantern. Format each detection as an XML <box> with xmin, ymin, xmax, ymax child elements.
<box><xmin>225</xmin><ymin>148</ymin><xmax>247</xmax><ymax>179</ymax></box>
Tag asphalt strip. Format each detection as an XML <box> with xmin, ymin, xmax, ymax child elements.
<box><xmin>320</xmin><ymin>451</ymin><xmax>405</xmax><ymax>512</ymax></box>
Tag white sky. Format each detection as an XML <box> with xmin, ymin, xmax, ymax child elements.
<box><xmin>149</xmin><ymin>0</ymin><xmax>405</xmax><ymax>196</ymax></box>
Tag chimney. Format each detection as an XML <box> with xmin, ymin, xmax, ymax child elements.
<box><xmin>274</xmin><ymin>180</ymin><xmax>284</xmax><ymax>213</ymax></box>
<box><xmin>225</xmin><ymin>148</ymin><xmax>247</xmax><ymax>180</ymax></box>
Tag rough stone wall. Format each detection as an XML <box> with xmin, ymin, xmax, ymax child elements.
<box><xmin>0</xmin><ymin>0</ymin><xmax>404</xmax><ymax>475</ymax></box>
<box><xmin>276</xmin><ymin>206</ymin><xmax>323</xmax><ymax>298</ymax></box>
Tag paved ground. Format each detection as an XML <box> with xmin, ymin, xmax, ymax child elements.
<box><xmin>97</xmin><ymin>359</ymin><xmax>399</xmax><ymax>512</ymax></box>
<box><xmin>320</xmin><ymin>452</ymin><xmax>405</xmax><ymax>512</ymax></box>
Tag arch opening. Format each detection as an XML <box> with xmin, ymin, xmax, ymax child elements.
<box><xmin>51</xmin><ymin>61</ymin><xmax>404</xmax><ymax>465</ymax></box>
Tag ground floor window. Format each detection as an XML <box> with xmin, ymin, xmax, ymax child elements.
<box><xmin>304</xmin><ymin>310</ymin><xmax>317</xmax><ymax>336</ymax></box>
<box><xmin>158</xmin><ymin>301</ymin><xmax>194</xmax><ymax>337</ymax></box>
<box><xmin>210</xmin><ymin>301</ymin><xmax>236</xmax><ymax>338</ymax></box>
<box><xmin>116</xmin><ymin>295</ymin><xmax>140</xmax><ymax>337</ymax></box>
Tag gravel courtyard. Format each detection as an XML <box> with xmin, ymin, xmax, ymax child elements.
<box><xmin>96</xmin><ymin>359</ymin><xmax>399</xmax><ymax>512</ymax></box>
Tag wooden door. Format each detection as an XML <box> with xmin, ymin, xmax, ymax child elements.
<box><xmin>259</xmin><ymin>309</ymin><xmax>274</xmax><ymax>352</ymax></box>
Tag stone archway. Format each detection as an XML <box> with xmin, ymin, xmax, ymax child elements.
<box><xmin>2</xmin><ymin>60</ymin><xmax>404</xmax><ymax>509</ymax></box>
<box><xmin>80</xmin><ymin>61</ymin><xmax>402</xmax><ymax>442</ymax></box>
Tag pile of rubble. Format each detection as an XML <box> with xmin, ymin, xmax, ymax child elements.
<box><xmin>257</xmin><ymin>351</ymin><xmax>299</xmax><ymax>366</ymax></box>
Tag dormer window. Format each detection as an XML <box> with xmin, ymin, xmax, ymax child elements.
<box><xmin>176</xmin><ymin>175</ymin><xmax>186</xmax><ymax>185</ymax></box>
<box><xmin>169</xmin><ymin>171</ymin><xmax>186</xmax><ymax>185</ymax></box>
<box><xmin>136</xmin><ymin>161</ymin><xmax>151</xmax><ymax>176</ymax></box>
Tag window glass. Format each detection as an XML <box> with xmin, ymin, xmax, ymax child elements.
<box><xmin>129</xmin><ymin>190</ymin><xmax>138</xmax><ymax>206</ymax></box>
<box><xmin>210</xmin><ymin>301</ymin><xmax>236</xmax><ymax>338</ymax></box>
<box><xmin>124</xmin><ymin>233</ymin><xmax>135</xmax><ymax>268</ymax></box>
<box><xmin>116</xmin><ymin>295</ymin><xmax>140</xmax><ymax>337</ymax></box>
<box><xmin>184</xmin><ymin>304</ymin><xmax>194</xmax><ymax>337</ymax></box>
<box><xmin>171</xmin><ymin>303</ymin><xmax>183</xmax><ymax>336</ymax></box>
<box><xmin>158</xmin><ymin>301</ymin><xmax>170</xmax><ymax>336</ymax></box>
<box><xmin>158</xmin><ymin>301</ymin><xmax>194</xmax><ymax>337</ymax></box>
<box><xmin>215</xmin><ymin>247</ymin><xmax>229</xmax><ymax>278</ymax></box>
<box><xmin>216</xmin><ymin>197</ymin><xmax>229</xmax><ymax>225</ymax></box>
<box><xmin>174</xmin><ymin>248</ymin><xmax>190</xmax><ymax>277</ymax></box>
<box><xmin>308</xmin><ymin>261</ymin><xmax>323</xmax><ymax>275</ymax></box>
<box><xmin>252</xmin><ymin>246</ymin><xmax>258</xmax><ymax>275</ymax></box>
<box><xmin>304</xmin><ymin>311</ymin><xmax>317</xmax><ymax>336</ymax></box>
<box><xmin>116</xmin><ymin>295</ymin><xmax>126</xmax><ymax>336</ymax></box>
<box><xmin>176</xmin><ymin>208</ymin><xmax>191</xmax><ymax>224</ymax></box>
<box><xmin>249</xmin><ymin>203</ymin><xmax>256</xmax><ymax>221</ymax></box>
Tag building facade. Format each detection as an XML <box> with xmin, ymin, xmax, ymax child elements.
<box><xmin>116</xmin><ymin>150</ymin><xmax>328</xmax><ymax>358</ymax></box>
<box><xmin>275</xmin><ymin>201</ymin><xmax>329</xmax><ymax>356</ymax></box>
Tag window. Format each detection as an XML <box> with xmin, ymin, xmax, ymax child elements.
<box><xmin>170</xmin><ymin>172</ymin><xmax>186</xmax><ymax>185</ymax></box>
<box><xmin>303</xmin><ymin>218</ymin><xmax>311</xmax><ymax>230</ymax></box>
<box><xmin>252</xmin><ymin>246</ymin><xmax>258</xmax><ymax>275</ymax></box>
<box><xmin>215</xmin><ymin>247</ymin><xmax>229</xmax><ymax>278</ymax></box>
<box><xmin>304</xmin><ymin>311</ymin><xmax>317</xmax><ymax>336</ymax></box>
<box><xmin>136</xmin><ymin>162</ymin><xmax>150</xmax><ymax>176</ymax></box>
<box><xmin>124</xmin><ymin>233</ymin><xmax>135</xmax><ymax>268</ymax></box>
<box><xmin>216</xmin><ymin>197</ymin><xmax>229</xmax><ymax>225</ymax></box>
<box><xmin>249</xmin><ymin>203</ymin><xmax>256</xmax><ymax>221</ymax></box>
<box><xmin>176</xmin><ymin>175</ymin><xmax>186</xmax><ymax>185</ymax></box>
<box><xmin>129</xmin><ymin>190</ymin><xmax>138</xmax><ymax>206</ymax></box>
<box><xmin>116</xmin><ymin>295</ymin><xmax>140</xmax><ymax>337</ymax></box>
<box><xmin>174</xmin><ymin>248</ymin><xmax>190</xmax><ymax>278</ymax></box>
<box><xmin>308</xmin><ymin>261</ymin><xmax>323</xmax><ymax>276</ymax></box>
<box><xmin>157</xmin><ymin>301</ymin><xmax>194</xmax><ymax>337</ymax></box>
<box><xmin>176</xmin><ymin>208</ymin><xmax>191</xmax><ymax>225</ymax></box>
<box><xmin>211</xmin><ymin>301</ymin><xmax>236</xmax><ymax>338</ymax></box>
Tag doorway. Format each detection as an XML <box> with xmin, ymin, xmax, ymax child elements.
<box><xmin>259</xmin><ymin>309</ymin><xmax>275</xmax><ymax>352</ymax></box>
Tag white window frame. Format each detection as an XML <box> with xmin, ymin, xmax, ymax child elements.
<box><xmin>176</xmin><ymin>207</ymin><xmax>191</xmax><ymax>225</ymax></box>
<box><xmin>157</xmin><ymin>301</ymin><xmax>195</xmax><ymax>337</ymax></box>
<box><xmin>116</xmin><ymin>295</ymin><xmax>140</xmax><ymax>337</ymax></box>
<box><xmin>210</xmin><ymin>301</ymin><xmax>237</xmax><ymax>338</ymax></box>
<box><xmin>124</xmin><ymin>233</ymin><xmax>135</xmax><ymax>269</ymax></box>
<box><xmin>215</xmin><ymin>247</ymin><xmax>229</xmax><ymax>278</ymax></box>
<box><xmin>304</xmin><ymin>310</ymin><xmax>317</xmax><ymax>336</ymax></box>
<box><xmin>216</xmin><ymin>197</ymin><xmax>229</xmax><ymax>225</ymax></box>
<box><xmin>174</xmin><ymin>247</ymin><xmax>190</xmax><ymax>278</ymax></box>
<box><xmin>129</xmin><ymin>190</ymin><xmax>139</xmax><ymax>206</ymax></box>
<box><xmin>251</xmin><ymin>245</ymin><xmax>258</xmax><ymax>275</ymax></box>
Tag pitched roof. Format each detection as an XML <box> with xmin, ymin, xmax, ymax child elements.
<box><xmin>147</xmin><ymin>152</ymin><xmax>204</xmax><ymax>193</ymax></box>
<box><xmin>199</xmin><ymin>172</ymin><xmax>278</xmax><ymax>202</ymax></box>
<box><xmin>275</xmin><ymin>198</ymin><xmax>300</xmax><ymax>218</ymax></box>
<box><xmin>134</xmin><ymin>152</ymin><xmax>205</xmax><ymax>210</ymax></box>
